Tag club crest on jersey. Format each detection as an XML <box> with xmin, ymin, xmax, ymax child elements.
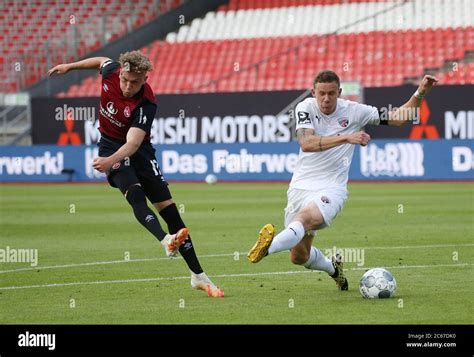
<box><xmin>106</xmin><ymin>101</ymin><xmax>118</xmax><ymax>115</ymax></box>
<box><xmin>298</xmin><ymin>111</ymin><xmax>311</xmax><ymax>124</ymax></box>
<box><xmin>124</xmin><ymin>106</ymin><xmax>131</xmax><ymax>118</ymax></box>
<box><xmin>112</xmin><ymin>162</ymin><xmax>121</xmax><ymax>170</ymax></box>
<box><xmin>338</xmin><ymin>118</ymin><xmax>349</xmax><ymax>127</ymax></box>
<box><xmin>321</xmin><ymin>196</ymin><xmax>330</xmax><ymax>204</ymax></box>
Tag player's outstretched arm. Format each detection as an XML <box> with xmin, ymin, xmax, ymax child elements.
<box><xmin>385</xmin><ymin>75</ymin><xmax>439</xmax><ymax>126</ymax></box>
<box><xmin>297</xmin><ymin>128</ymin><xmax>370</xmax><ymax>152</ymax></box>
<box><xmin>92</xmin><ymin>127</ymin><xmax>145</xmax><ymax>172</ymax></box>
<box><xmin>47</xmin><ymin>57</ymin><xmax>111</xmax><ymax>76</ymax></box>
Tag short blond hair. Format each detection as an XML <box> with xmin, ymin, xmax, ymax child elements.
<box><xmin>119</xmin><ymin>50</ymin><xmax>152</xmax><ymax>73</ymax></box>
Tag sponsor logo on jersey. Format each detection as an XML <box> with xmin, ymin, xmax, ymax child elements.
<box><xmin>321</xmin><ymin>196</ymin><xmax>330</xmax><ymax>204</ymax></box>
<box><xmin>298</xmin><ymin>111</ymin><xmax>311</xmax><ymax>124</ymax></box>
<box><xmin>99</xmin><ymin>102</ymin><xmax>125</xmax><ymax>127</ymax></box>
<box><xmin>338</xmin><ymin>118</ymin><xmax>349</xmax><ymax>127</ymax></box>
<box><xmin>106</xmin><ymin>101</ymin><xmax>118</xmax><ymax>115</ymax></box>
<box><xmin>124</xmin><ymin>106</ymin><xmax>131</xmax><ymax>118</ymax></box>
<box><xmin>112</xmin><ymin>162</ymin><xmax>121</xmax><ymax>170</ymax></box>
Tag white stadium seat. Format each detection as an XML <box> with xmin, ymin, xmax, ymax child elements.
<box><xmin>174</xmin><ymin>0</ymin><xmax>473</xmax><ymax>41</ymax></box>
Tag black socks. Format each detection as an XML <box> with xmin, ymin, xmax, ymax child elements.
<box><xmin>159</xmin><ymin>203</ymin><xmax>203</xmax><ymax>274</ymax></box>
<box><xmin>126</xmin><ymin>185</ymin><xmax>167</xmax><ymax>241</ymax></box>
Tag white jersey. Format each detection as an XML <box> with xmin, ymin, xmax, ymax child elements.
<box><xmin>290</xmin><ymin>97</ymin><xmax>380</xmax><ymax>191</ymax></box>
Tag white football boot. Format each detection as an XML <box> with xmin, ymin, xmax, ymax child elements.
<box><xmin>161</xmin><ymin>228</ymin><xmax>189</xmax><ymax>257</ymax></box>
<box><xmin>191</xmin><ymin>271</ymin><xmax>224</xmax><ymax>298</ymax></box>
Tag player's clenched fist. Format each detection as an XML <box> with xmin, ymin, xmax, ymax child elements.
<box><xmin>347</xmin><ymin>131</ymin><xmax>371</xmax><ymax>146</ymax></box>
<box><xmin>417</xmin><ymin>74</ymin><xmax>439</xmax><ymax>96</ymax></box>
<box><xmin>92</xmin><ymin>157</ymin><xmax>112</xmax><ymax>173</ymax></box>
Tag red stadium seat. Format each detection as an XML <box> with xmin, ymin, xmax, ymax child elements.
<box><xmin>2</xmin><ymin>0</ymin><xmax>185</xmax><ymax>93</ymax></box>
<box><xmin>53</xmin><ymin>6</ymin><xmax>474</xmax><ymax>96</ymax></box>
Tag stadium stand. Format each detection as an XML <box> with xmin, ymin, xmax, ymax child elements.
<box><xmin>218</xmin><ymin>0</ymin><xmax>395</xmax><ymax>11</ymax></box>
<box><xmin>432</xmin><ymin>61</ymin><xmax>474</xmax><ymax>85</ymax></box>
<box><xmin>1</xmin><ymin>0</ymin><xmax>472</xmax><ymax>96</ymax></box>
<box><xmin>0</xmin><ymin>0</ymin><xmax>184</xmax><ymax>92</ymax></box>
<box><xmin>56</xmin><ymin>0</ymin><xmax>474</xmax><ymax>96</ymax></box>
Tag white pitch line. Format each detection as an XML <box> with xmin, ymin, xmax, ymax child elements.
<box><xmin>0</xmin><ymin>252</ymin><xmax>236</xmax><ymax>274</ymax></box>
<box><xmin>1</xmin><ymin>243</ymin><xmax>472</xmax><ymax>274</ymax></box>
<box><xmin>0</xmin><ymin>263</ymin><xmax>471</xmax><ymax>291</ymax></box>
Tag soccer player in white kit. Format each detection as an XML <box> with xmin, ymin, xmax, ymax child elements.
<box><xmin>248</xmin><ymin>70</ymin><xmax>438</xmax><ymax>290</ymax></box>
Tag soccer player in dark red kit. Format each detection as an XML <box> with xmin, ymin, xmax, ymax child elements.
<box><xmin>48</xmin><ymin>51</ymin><xmax>224</xmax><ymax>297</ymax></box>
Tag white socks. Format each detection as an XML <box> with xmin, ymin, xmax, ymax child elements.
<box><xmin>267</xmin><ymin>221</ymin><xmax>334</xmax><ymax>276</ymax></box>
<box><xmin>268</xmin><ymin>221</ymin><xmax>305</xmax><ymax>254</ymax></box>
<box><xmin>304</xmin><ymin>246</ymin><xmax>335</xmax><ymax>275</ymax></box>
<box><xmin>192</xmin><ymin>271</ymin><xmax>209</xmax><ymax>281</ymax></box>
<box><xmin>191</xmin><ymin>271</ymin><xmax>213</xmax><ymax>286</ymax></box>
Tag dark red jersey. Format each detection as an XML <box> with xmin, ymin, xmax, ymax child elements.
<box><xmin>98</xmin><ymin>60</ymin><xmax>157</xmax><ymax>143</ymax></box>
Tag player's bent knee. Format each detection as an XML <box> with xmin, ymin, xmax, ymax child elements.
<box><xmin>125</xmin><ymin>184</ymin><xmax>146</xmax><ymax>205</ymax></box>
<box><xmin>290</xmin><ymin>251</ymin><xmax>309</xmax><ymax>265</ymax></box>
<box><xmin>155</xmin><ymin>199</ymin><xmax>175</xmax><ymax>212</ymax></box>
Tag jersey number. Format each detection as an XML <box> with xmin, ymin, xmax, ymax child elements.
<box><xmin>150</xmin><ymin>160</ymin><xmax>161</xmax><ymax>176</ymax></box>
<box><xmin>139</xmin><ymin>115</ymin><xmax>147</xmax><ymax>125</ymax></box>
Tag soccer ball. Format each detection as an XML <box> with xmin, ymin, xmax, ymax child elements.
<box><xmin>359</xmin><ymin>268</ymin><xmax>397</xmax><ymax>299</ymax></box>
<box><xmin>205</xmin><ymin>174</ymin><xmax>218</xmax><ymax>185</ymax></box>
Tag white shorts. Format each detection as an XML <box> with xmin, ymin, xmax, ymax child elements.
<box><xmin>284</xmin><ymin>187</ymin><xmax>348</xmax><ymax>235</ymax></box>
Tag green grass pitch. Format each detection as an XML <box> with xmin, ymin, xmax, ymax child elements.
<box><xmin>0</xmin><ymin>182</ymin><xmax>472</xmax><ymax>324</ymax></box>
